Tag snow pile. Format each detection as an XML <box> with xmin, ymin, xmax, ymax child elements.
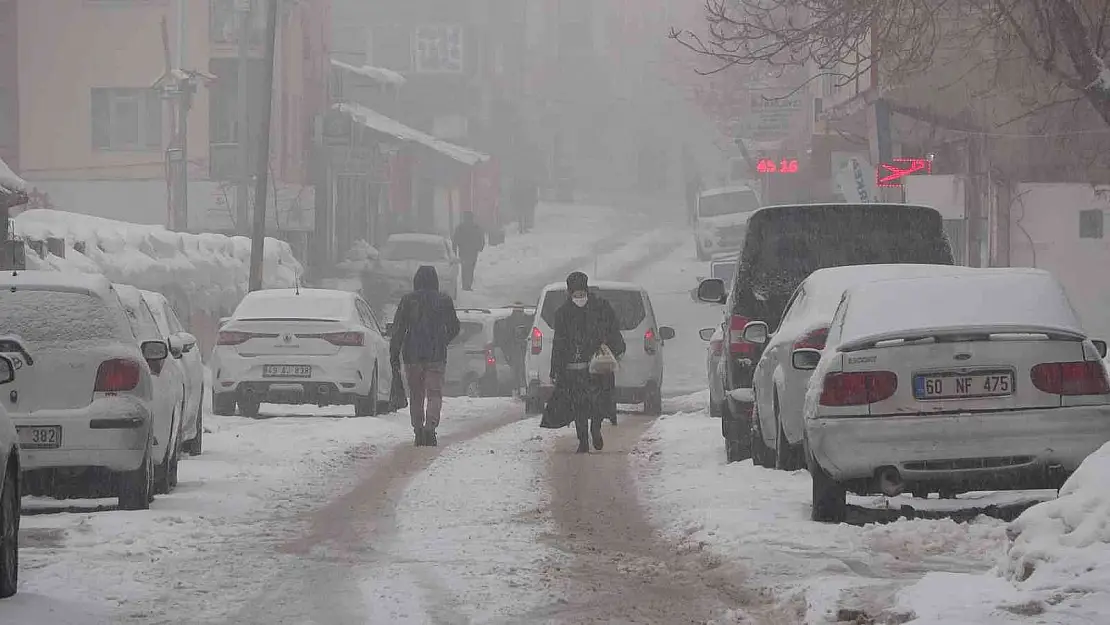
<box><xmin>0</xmin><ymin>155</ymin><xmax>26</xmax><ymax>192</ymax></box>
<box><xmin>12</xmin><ymin>209</ymin><xmax>302</xmax><ymax>314</ymax></box>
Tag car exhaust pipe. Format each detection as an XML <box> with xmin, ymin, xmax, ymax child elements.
<box><xmin>877</xmin><ymin>466</ymin><xmax>905</xmax><ymax>497</ymax></box>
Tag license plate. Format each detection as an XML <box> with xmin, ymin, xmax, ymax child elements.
<box><xmin>914</xmin><ymin>371</ymin><xmax>1014</xmax><ymax>400</ymax></box>
<box><xmin>18</xmin><ymin>426</ymin><xmax>61</xmax><ymax>449</ymax></box>
<box><xmin>263</xmin><ymin>364</ymin><xmax>312</xmax><ymax>378</ymax></box>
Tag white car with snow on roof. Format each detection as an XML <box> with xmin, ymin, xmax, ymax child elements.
<box><xmin>0</xmin><ymin>272</ymin><xmax>168</xmax><ymax>510</ymax></box>
<box><xmin>694</xmin><ymin>185</ymin><xmax>760</xmax><ymax>261</ymax></box>
<box><xmin>141</xmin><ymin>290</ymin><xmax>205</xmax><ymax>455</ymax></box>
<box><xmin>795</xmin><ymin>269</ymin><xmax>1110</xmax><ymax>523</ymax></box>
<box><xmin>742</xmin><ymin>264</ymin><xmax>980</xmax><ymax>471</ymax></box>
<box><xmin>0</xmin><ymin>352</ymin><xmax>21</xmax><ymax>598</ymax></box>
<box><xmin>524</xmin><ymin>281</ymin><xmax>675</xmax><ymax>415</ymax></box>
<box><xmin>210</xmin><ymin>288</ymin><xmax>392</xmax><ymax>419</ymax></box>
<box><xmin>375</xmin><ymin>233</ymin><xmax>460</xmax><ymax>300</ymax></box>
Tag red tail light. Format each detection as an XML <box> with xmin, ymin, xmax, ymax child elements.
<box><xmin>1030</xmin><ymin>361</ymin><xmax>1110</xmax><ymax>395</ymax></box>
<box><xmin>644</xmin><ymin>328</ymin><xmax>658</xmax><ymax>355</ymax></box>
<box><xmin>709</xmin><ymin>338</ymin><xmax>723</xmax><ymax>357</ymax></box>
<box><xmin>793</xmin><ymin>327</ymin><xmax>829</xmax><ymax>351</ymax></box>
<box><xmin>531</xmin><ymin>327</ymin><xmax>543</xmax><ymax>355</ymax></box>
<box><xmin>729</xmin><ymin>315</ymin><xmax>755</xmax><ymax>356</ymax></box>
<box><xmin>321</xmin><ymin>331</ymin><xmax>364</xmax><ymax>347</ymax></box>
<box><xmin>485</xmin><ymin>343</ymin><xmax>497</xmax><ymax>366</ymax></box>
<box><xmin>94</xmin><ymin>359</ymin><xmax>141</xmax><ymax>393</ymax></box>
<box><xmin>820</xmin><ymin>371</ymin><xmax>898</xmax><ymax>406</ymax></box>
<box><xmin>217</xmin><ymin>331</ymin><xmax>251</xmax><ymax>346</ymax></box>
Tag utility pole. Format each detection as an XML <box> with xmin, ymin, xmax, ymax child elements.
<box><xmin>248</xmin><ymin>0</ymin><xmax>278</xmax><ymax>291</ymax></box>
<box><xmin>173</xmin><ymin>0</ymin><xmax>189</xmax><ymax>232</ymax></box>
<box><xmin>236</xmin><ymin>0</ymin><xmax>252</xmax><ymax>234</ymax></box>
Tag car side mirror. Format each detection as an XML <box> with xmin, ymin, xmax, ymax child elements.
<box><xmin>1095</xmin><ymin>339</ymin><xmax>1108</xmax><ymax>359</ymax></box>
<box><xmin>658</xmin><ymin>326</ymin><xmax>676</xmax><ymax>341</ymax></box>
<box><xmin>0</xmin><ymin>336</ymin><xmax>34</xmax><ymax>366</ymax></box>
<box><xmin>792</xmin><ymin>348</ymin><xmax>822</xmax><ymax>371</ymax></box>
<box><xmin>741</xmin><ymin>321</ymin><xmax>769</xmax><ymax>345</ymax></box>
<box><xmin>698</xmin><ymin>327</ymin><xmax>715</xmax><ymax>341</ymax></box>
<box><xmin>142</xmin><ymin>340</ymin><xmax>169</xmax><ymax>362</ymax></box>
<box><xmin>696</xmin><ymin>278</ymin><xmax>726</xmax><ymax>304</ymax></box>
<box><xmin>0</xmin><ymin>355</ymin><xmax>14</xmax><ymax>385</ymax></box>
<box><xmin>167</xmin><ymin>335</ymin><xmax>186</xmax><ymax>359</ymax></box>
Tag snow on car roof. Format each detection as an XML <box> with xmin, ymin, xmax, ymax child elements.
<box><xmin>234</xmin><ymin>288</ymin><xmax>354</xmax><ymax>321</ymax></box>
<box><xmin>700</xmin><ymin>185</ymin><xmax>756</xmax><ymax>198</ymax></box>
<box><xmin>0</xmin><ymin>269</ymin><xmax>114</xmax><ymax>297</ymax></box>
<box><xmin>540</xmin><ymin>280</ymin><xmax>644</xmax><ymax>293</ymax></box>
<box><xmin>386</xmin><ymin>233</ymin><xmax>449</xmax><ymax>244</ymax></box>
<box><xmin>836</xmin><ymin>269</ymin><xmax>1084</xmax><ymax>349</ymax></box>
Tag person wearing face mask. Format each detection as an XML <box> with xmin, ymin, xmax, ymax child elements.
<box><xmin>547</xmin><ymin>272</ymin><xmax>626</xmax><ymax>453</ymax></box>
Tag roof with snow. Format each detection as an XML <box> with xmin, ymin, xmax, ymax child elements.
<box><xmin>336</xmin><ymin>102</ymin><xmax>489</xmax><ymax>166</ymax></box>
<box><xmin>0</xmin><ymin>269</ymin><xmax>114</xmax><ymax>298</ymax></box>
<box><xmin>0</xmin><ymin>156</ymin><xmax>28</xmax><ymax>207</ymax></box>
<box><xmin>331</xmin><ymin>59</ymin><xmax>406</xmax><ymax>86</ymax></box>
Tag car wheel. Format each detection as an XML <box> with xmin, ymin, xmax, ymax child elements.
<box><xmin>774</xmin><ymin>395</ymin><xmax>805</xmax><ymax>471</ymax></box>
<box><xmin>118</xmin><ymin>431</ymin><xmax>154</xmax><ymax>511</ymax></box>
<box><xmin>355</xmin><ymin>367</ymin><xmax>379</xmax><ymax>417</ymax></box>
<box><xmin>0</xmin><ymin>462</ymin><xmax>18</xmax><ymax>599</ymax></box>
<box><xmin>721</xmin><ymin>400</ymin><xmax>752</xmax><ymax>463</ymax></box>
<box><xmin>807</xmin><ymin>440</ymin><xmax>846</xmax><ymax>523</ymax></box>
<box><xmin>643</xmin><ymin>384</ymin><xmax>663</xmax><ymax>415</ymax></box>
<box><xmin>185</xmin><ymin>406</ymin><xmax>203</xmax><ymax>456</ymax></box>
<box><xmin>709</xmin><ymin>399</ymin><xmax>721</xmax><ymax>419</ymax></box>
<box><xmin>751</xmin><ymin>405</ymin><xmax>775</xmax><ymax>468</ymax></box>
<box><xmin>239</xmin><ymin>400</ymin><xmax>261</xmax><ymax>420</ymax></box>
<box><xmin>213</xmin><ymin>392</ymin><xmax>237</xmax><ymax>417</ymax></box>
<box><xmin>155</xmin><ymin>432</ymin><xmax>181</xmax><ymax>495</ymax></box>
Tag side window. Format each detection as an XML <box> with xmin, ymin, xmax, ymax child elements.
<box><xmin>778</xmin><ymin>286</ymin><xmax>806</xmax><ymax>329</ymax></box>
<box><xmin>356</xmin><ymin>299</ymin><xmax>380</xmax><ymax>332</ymax></box>
<box><xmin>139</xmin><ymin>300</ymin><xmax>162</xmax><ymax>339</ymax></box>
<box><xmin>827</xmin><ymin>296</ymin><xmax>849</xmax><ymax>346</ymax></box>
<box><xmin>163</xmin><ymin>302</ymin><xmax>185</xmax><ymax>334</ymax></box>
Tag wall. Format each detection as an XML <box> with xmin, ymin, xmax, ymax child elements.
<box><xmin>1009</xmin><ymin>183</ymin><xmax>1110</xmax><ymax>341</ymax></box>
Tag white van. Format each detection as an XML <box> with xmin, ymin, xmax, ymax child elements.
<box><xmin>524</xmin><ymin>281</ymin><xmax>675</xmax><ymax>415</ymax></box>
<box><xmin>694</xmin><ymin>185</ymin><xmax>760</xmax><ymax>260</ymax></box>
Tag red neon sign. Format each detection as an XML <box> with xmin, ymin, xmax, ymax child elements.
<box><xmin>757</xmin><ymin>158</ymin><xmax>800</xmax><ymax>174</ymax></box>
<box><xmin>877</xmin><ymin>158</ymin><xmax>932</xmax><ymax>187</ymax></box>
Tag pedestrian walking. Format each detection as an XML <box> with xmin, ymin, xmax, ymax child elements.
<box><xmin>452</xmin><ymin>211</ymin><xmax>486</xmax><ymax>291</ymax></box>
<box><xmin>685</xmin><ymin>173</ymin><xmax>702</xmax><ymax>225</ymax></box>
<box><xmin>389</xmin><ymin>265</ymin><xmax>461</xmax><ymax>447</ymax></box>
<box><xmin>544</xmin><ymin>272</ymin><xmax>626</xmax><ymax>454</ymax></box>
<box><xmin>511</xmin><ymin>176</ymin><xmax>539</xmax><ymax>233</ymax></box>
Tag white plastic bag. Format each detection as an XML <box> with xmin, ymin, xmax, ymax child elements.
<box><xmin>589</xmin><ymin>344</ymin><xmax>619</xmax><ymax>375</ymax></box>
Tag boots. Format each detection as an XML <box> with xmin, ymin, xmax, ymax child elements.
<box><xmin>591</xmin><ymin>421</ymin><xmax>604</xmax><ymax>451</ymax></box>
<box><xmin>425</xmin><ymin>429</ymin><xmax>438</xmax><ymax>447</ymax></box>
<box><xmin>414</xmin><ymin>428</ymin><xmax>425</xmax><ymax>447</ymax></box>
<box><xmin>576</xmin><ymin>438</ymin><xmax>589</xmax><ymax>454</ymax></box>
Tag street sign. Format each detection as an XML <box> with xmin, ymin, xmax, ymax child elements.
<box><xmin>735</xmin><ymin>94</ymin><xmax>804</xmax><ymax>142</ymax></box>
<box><xmin>877</xmin><ymin>157</ymin><xmax>932</xmax><ymax>187</ymax></box>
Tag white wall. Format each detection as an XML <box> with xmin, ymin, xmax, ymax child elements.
<box><xmin>1009</xmin><ymin>183</ymin><xmax>1110</xmax><ymax>341</ymax></box>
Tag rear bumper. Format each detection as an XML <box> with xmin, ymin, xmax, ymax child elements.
<box><xmin>808</xmin><ymin>405</ymin><xmax>1110</xmax><ymax>487</ymax></box>
<box><xmin>212</xmin><ymin>349</ymin><xmax>373</xmax><ymax>398</ymax></box>
<box><xmin>14</xmin><ymin>398</ymin><xmax>151</xmax><ymax>472</ymax></box>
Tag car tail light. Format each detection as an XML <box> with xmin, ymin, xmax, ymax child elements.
<box><xmin>729</xmin><ymin>315</ymin><xmax>755</xmax><ymax>356</ymax></box>
<box><xmin>217</xmin><ymin>331</ymin><xmax>252</xmax><ymax>346</ymax></box>
<box><xmin>793</xmin><ymin>327</ymin><xmax>829</xmax><ymax>351</ymax></box>
<box><xmin>1030</xmin><ymin>361</ymin><xmax>1110</xmax><ymax>395</ymax></box>
<box><xmin>819</xmin><ymin>371</ymin><xmax>898</xmax><ymax>406</ymax></box>
<box><xmin>321</xmin><ymin>331</ymin><xmax>364</xmax><ymax>347</ymax></box>
<box><xmin>644</xmin><ymin>328</ymin><xmax>658</xmax><ymax>355</ymax></box>
<box><xmin>485</xmin><ymin>343</ymin><xmax>496</xmax><ymax>366</ymax></box>
<box><xmin>531</xmin><ymin>327</ymin><xmax>543</xmax><ymax>355</ymax></box>
<box><xmin>94</xmin><ymin>359</ymin><xmax>141</xmax><ymax>394</ymax></box>
<box><xmin>709</xmin><ymin>337</ymin><xmax>723</xmax><ymax>357</ymax></box>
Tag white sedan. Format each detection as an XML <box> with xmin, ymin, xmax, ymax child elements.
<box><xmin>795</xmin><ymin>269</ymin><xmax>1110</xmax><ymax>523</ymax></box>
<box><xmin>210</xmin><ymin>289</ymin><xmax>392</xmax><ymax>419</ymax></box>
<box><xmin>0</xmin><ymin>353</ymin><xmax>20</xmax><ymax>599</ymax></box>
<box><xmin>376</xmin><ymin>234</ymin><xmax>460</xmax><ymax>300</ymax></box>
<box><xmin>142</xmin><ymin>291</ymin><xmax>205</xmax><ymax>455</ymax></box>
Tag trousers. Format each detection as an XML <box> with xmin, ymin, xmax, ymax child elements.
<box><xmin>405</xmin><ymin>361</ymin><xmax>445</xmax><ymax>431</ymax></box>
<box><xmin>461</xmin><ymin>256</ymin><xmax>477</xmax><ymax>290</ymax></box>
<box><xmin>563</xmin><ymin>369</ymin><xmax>603</xmax><ymax>445</ymax></box>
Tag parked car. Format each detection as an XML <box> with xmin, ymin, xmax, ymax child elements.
<box><xmin>114</xmin><ymin>284</ymin><xmax>187</xmax><ymax>495</ymax></box>
<box><xmin>744</xmin><ymin>264</ymin><xmax>978</xmax><ymax>470</ymax></box>
<box><xmin>446</xmin><ymin>309</ymin><xmax>519</xmax><ymax>397</ymax></box>
<box><xmin>0</xmin><ymin>353</ymin><xmax>20</xmax><ymax>599</ymax></box>
<box><xmin>141</xmin><ymin>290</ymin><xmax>205</xmax><ymax>456</ymax></box>
<box><xmin>525</xmin><ymin>281</ymin><xmax>675</xmax><ymax>415</ymax></box>
<box><xmin>376</xmin><ymin>234</ymin><xmax>461</xmax><ymax>300</ymax></box>
<box><xmin>794</xmin><ymin>269</ymin><xmax>1110</xmax><ymax>523</ymax></box>
<box><xmin>699</xmin><ymin>326</ymin><xmax>725</xmax><ymax>418</ymax></box>
<box><xmin>697</xmin><ymin>203</ymin><xmax>956</xmax><ymax>463</ymax></box>
<box><xmin>0</xmin><ymin>272</ymin><xmax>168</xmax><ymax>510</ymax></box>
<box><xmin>694</xmin><ymin>185</ymin><xmax>760</xmax><ymax>260</ymax></box>
<box><xmin>211</xmin><ymin>288</ymin><xmax>392</xmax><ymax>419</ymax></box>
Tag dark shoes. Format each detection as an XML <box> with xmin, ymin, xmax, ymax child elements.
<box><xmin>592</xmin><ymin>428</ymin><xmax>604</xmax><ymax>451</ymax></box>
<box><xmin>576</xmin><ymin>440</ymin><xmax>589</xmax><ymax>454</ymax></box>
<box><xmin>414</xmin><ymin>428</ymin><xmax>425</xmax><ymax>447</ymax></box>
<box><xmin>415</xmin><ymin>428</ymin><xmax>438</xmax><ymax>447</ymax></box>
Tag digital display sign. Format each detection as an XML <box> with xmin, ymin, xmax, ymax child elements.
<box><xmin>756</xmin><ymin>158</ymin><xmax>800</xmax><ymax>174</ymax></box>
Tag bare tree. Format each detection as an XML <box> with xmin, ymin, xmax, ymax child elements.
<box><xmin>673</xmin><ymin>0</ymin><xmax>1110</xmax><ymax>127</ymax></box>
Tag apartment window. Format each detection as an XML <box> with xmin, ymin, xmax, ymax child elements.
<box><xmin>413</xmin><ymin>25</ymin><xmax>464</xmax><ymax>73</ymax></box>
<box><xmin>1080</xmin><ymin>209</ymin><xmax>1104</xmax><ymax>239</ymax></box>
<box><xmin>210</xmin><ymin>0</ymin><xmax>265</xmax><ymax>46</ymax></box>
<box><xmin>90</xmin><ymin>88</ymin><xmax>162</xmax><ymax>151</ymax></box>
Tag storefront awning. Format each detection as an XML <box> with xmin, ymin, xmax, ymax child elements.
<box><xmin>335</xmin><ymin>102</ymin><xmax>489</xmax><ymax>166</ymax></box>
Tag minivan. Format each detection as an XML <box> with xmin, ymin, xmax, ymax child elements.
<box><xmin>697</xmin><ymin>203</ymin><xmax>955</xmax><ymax>462</ymax></box>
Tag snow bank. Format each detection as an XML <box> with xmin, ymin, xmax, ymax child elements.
<box><xmin>12</xmin><ymin>209</ymin><xmax>303</xmax><ymax>314</ymax></box>
<box><xmin>0</xmin><ymin>155</ymin><xmax>26</xmax><ymax>192</ymax></box>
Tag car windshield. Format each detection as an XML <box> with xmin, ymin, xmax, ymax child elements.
<box><xmin>381</xmin><ymin>240</ymin><xmax>447</xmax><ymax>262</ymax></box>
<box><xmin>540</xmin><ymin>289</ymin><xmax>647</xmax><ymax>331</ymax></box>
<box><xmin>235</xmin><ymin>294</ymin><xmax>350</xmax><ymax>321</ymax></box>
<box><xmin>698</xmin><ymin>190</ymin><xmax>760</xmax><ymax>218</ymax></box>
<box><xmin>0</xmin><ymin>290</ymin><xmax>125</xmax><ymax>346</ymax></box>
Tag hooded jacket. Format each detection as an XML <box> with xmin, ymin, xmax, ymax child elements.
<box><xmin>453</xmin><ymin>213</ymin><xmax>486</xmax><ymax>260</ymax></box>
<box><xmin>390</xmin><ymin>265</ymin><xmax>461</xmax><ymax>365</ymax></box>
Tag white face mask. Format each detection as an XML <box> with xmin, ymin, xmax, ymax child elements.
<box><xmin>572</xmin><ymin>296</ymin><xmax>588</xmax><ymax>308</ymax></box>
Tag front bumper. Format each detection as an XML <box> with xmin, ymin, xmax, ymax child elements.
<box><xmin>15</xmin><ymin>398</ymin><xmax>151</xmax><ymax>472</ymax></box>
<box><xmin>808</xmin><ymin>405</ymin><xmax>1110</xmax><ymax>488</ymax></box>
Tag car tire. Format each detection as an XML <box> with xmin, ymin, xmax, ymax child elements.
<box><xmin>213</xmin><ymin>392</ymin><xmax>236</xmax><ymax>417</ymax></box>
<box><xmin>0</xmin><ymin>461</ymin><xmax>19</xmax><ymax>599</ymax></box>
<box><xmin>155</xmin><ymin>431</ymin><xmax>181</xmax><ymax>495</ymax></box>
<box><xmin>119</xmin><ymin>431</ymin><xmax>154</xmax><ymax>511</ymax></box>
<box><xmin>184</xmin><ymin>407</ymin><xmax>203</xmax><ymax>456</ymax></box>
<box><xmin>751</xmin><ymin>406</ymin><xmax>775</xmax><ymax>468</ymax></box>
<box><xmin>721</xmin><ymin>400</ymin><xmax>752</xmax><ymax>463</ymax></box>
<box><xmin>643</xmin><ymin>384</ymin><xmax>663</xmax><ymax>415</ymax></box>
<box><xmin>807</xmin><ymin>441</ymin><xmax>846</xmax><ymax>523</ymax></box>
<box><xmin>709</xmin><ymin>399</ymin><xmax>721</xmax><ymax>419</ymax></box>
<box><xmin>355</xmin><ymin>368</ymin><xmax>380</xmax><ymax>417</ymax></box>
<box><xmin>239</xmin><ymin>400</ymin><xmax>261</xmax><ymax>420</ymax></box>
<box><xmin>774</xmin><ymin>395</ymin><xmax>805</xmax><ymax>471</ymax></box>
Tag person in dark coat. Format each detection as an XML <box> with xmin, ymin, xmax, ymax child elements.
<box><xmin>549</xmin><ymin>272</ymin><xmax>626</xmax><ymax>453</ymax></box>
<box><xmin>511</xmin><ymin>177</ymin><xmax>539</xmax><ymax>233</ymax></box>
<box><xmin>390</xmin><ymin>265</ymin><xmax>461</xmax><ymax>447</ymax></box>
<box><xmin>452</xmin><ymin>211</ymin><xmax>486</xmax><ymax>291</ymax></box>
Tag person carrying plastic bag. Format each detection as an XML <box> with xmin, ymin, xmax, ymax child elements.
<box><xmin>541</xmin><ymin>272</ymin><xmax>626</xmax><ymax>453</ymax></box>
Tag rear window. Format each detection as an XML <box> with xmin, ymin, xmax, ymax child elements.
<box><xmin>455</xmin><ymin>321</ymin><xmax>487</xmax><ymax>346</ymax></box>
<box><xmin>235</xmin><ymin>295</ymin><xmax>351</xmax><ymax>321</ymax></box>
<box><xmin>540</xmin><ymin>289</ymin><xmax>647</xmax><ymax>331</ymax></box>
<box><xmin>734</xmin><ymin>205</ymin><xmax>954</xmax><ymax>324</ymax></box>
<box><xmin>381</xmin><ymin>240</ymin><xmax>447</xmax><ymax>262</ymax></box>
<box><xmin>0</xmin><ymin>290</ymin><xmax>127</xmax><ymax>346</ymax></box>
<box><xmin>698</xmin><ymin>190</ymin><xmax>760</xmax><ymax>218</ymax></box>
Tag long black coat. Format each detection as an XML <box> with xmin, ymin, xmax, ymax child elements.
<box><xmin>542</xmin><ymin>295</ymin><xmax>626</xmax><ymax>428</ymax></box>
